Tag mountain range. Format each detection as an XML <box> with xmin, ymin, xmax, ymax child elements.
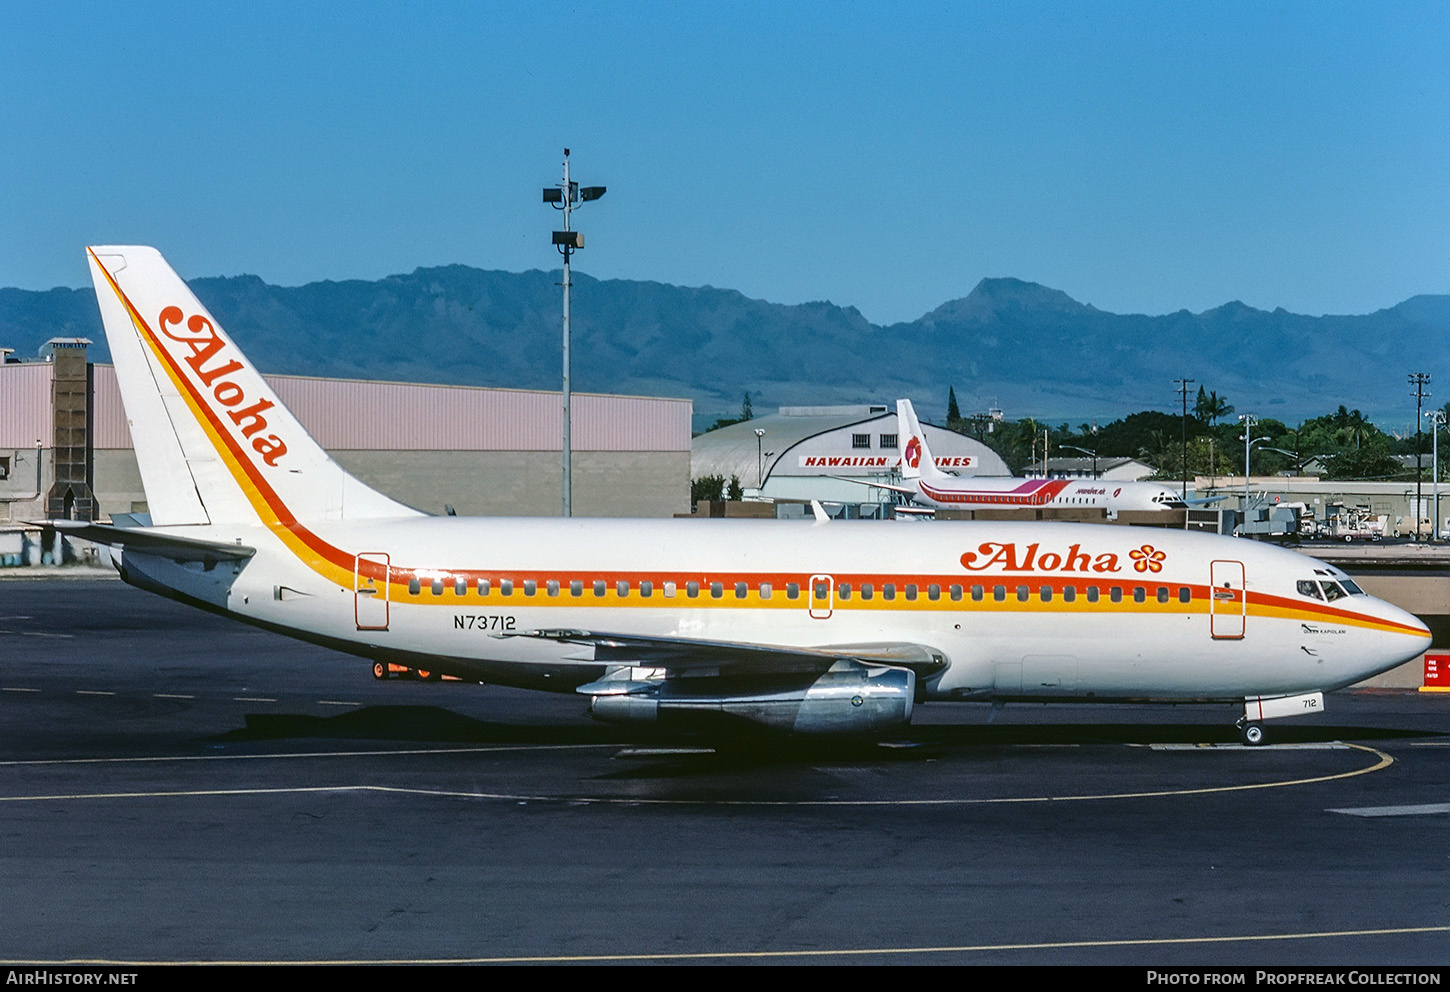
<box><xmin>3</xmin><ymin>267</ymin><xmax>1448</xmax><ymax>429</ymax></box>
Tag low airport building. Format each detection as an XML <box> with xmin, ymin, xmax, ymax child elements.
<box><xmin>0</xmin><ymin>340</ymin><xmax>692</xmax><ymax>557</ymax></box>
<box><xmin>691</xmin><ymin>405</ymin><xmax>1010</xmax><ymax>504</ymax></box>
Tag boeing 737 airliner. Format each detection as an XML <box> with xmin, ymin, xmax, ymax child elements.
<box><xmin>875</xmin><ymin>399</ymin><xmax>1190</xmax><ymax>516</ymax></box>
<box><xmin>64</xmin><ymin>246</ymin><xmax>1430</xmax><ymax>743</ymax></box>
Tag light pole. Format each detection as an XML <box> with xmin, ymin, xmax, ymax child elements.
<box><xmin>543</xmin><ymin>149</ymin><xmax>606</xmax><ymax>517</ymax></box>
<box><xmin>754</xmin><ymin>428</ymin><xmax>766</xmax><ymax>489</ymax></box>
<box><xmin>1426</xmin><ymin>410</ymin><xmax>1445</xmax><ymax>541</ymax></box>
<box><xmin>1060</xmin><ymin>444</ymin><xmax>1098</xmax><ymax>479</ymax></box>
<box><xmin>1175</xmin><ymin>378</ymin><xmax>1195</xmax><ymax>499</ymax></box>
<box><xmin>1411</xmin><ymin>372</ymin><xmax>1431</xmax><ymax>537</ymax></box>
<box><xmin>1238</xmin><ymin>414</ymin><xmax>1262</xmax><ymax>531</ymax></box>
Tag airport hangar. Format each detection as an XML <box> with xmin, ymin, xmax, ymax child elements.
<box><xmin>691</xmin><ymin>404</ymin><xmax>1011</xmax><ymax>504</ymax></box>
<box><xmin>0</xmin><ymin>339</ymin><xmax>692</xmax><ymax>551</ymax></box>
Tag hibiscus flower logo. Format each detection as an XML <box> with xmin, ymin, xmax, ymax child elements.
<box><xmin>1130</xmin><ymin>544</ymin><xmax>1166</xmax><ymax>573</ymax></box>
<box><xmin>904</xmin><ymin>436</ymin><xmax>922</xmax><ymax>469</ymax></box>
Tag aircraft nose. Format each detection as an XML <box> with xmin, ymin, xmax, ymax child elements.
<box><xmin>1378</xmin><ymin>600</ymin><xmax>1432</xmax><ymax>664</ymax></box>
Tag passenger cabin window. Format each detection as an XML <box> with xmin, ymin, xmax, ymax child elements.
<box><xmin>617</xmin><ymin>581</ymin><xmax>630</xmax><ymax>597</ymax></box>
<box><xmin>838</xmin><ymin>584</ymin><xmax>852</xmax><ymax>600</ymax></box>
<box><xmin>786</xmin><ymin>583</ymin><xmax>800</xmax><ymax>599</ymax></box>
<box><xmin>1179</xmin><ymin>587</ymin><xmax>1191</xmax><ymax>603</ymax></box>
<box><xmin>1063</xmin><ymin>586</ymin><xmax>1076</xmax><ymax>602</ymax></box>
<box><xmin>883</xmin><ymin>584</ymin><xmax>896</xmax><ymax>601</ymax></box>
<box><xmin>476</xmin><ymin>579</ymin><xmax>490</xmax><ymax>595</ymax></box>
<box><xmin>711</xmin><ymin>582</ymin><xmax>724</xmax><ymax>598</ymax></box>
<box><xmin>663</xmin><ymin>581</ymin><xmax>676</xmax><ymax>598</ymax></box>
<box><xmin>1109</xmin><ymin>587</ymin><xmax>1123</xmax><ymax>603</ymax></box>
<box><xmin>687</xmin><ymin>581</ymin><xmax>700</xmax><ymax>597</ymax></box>
<box><xmin>950</xmin><ymin>585</ymin><xmax>963</xmax><ymax>601</ymax></box>
<box><xmin>570</xmin><ymin>580</ymin><xmax>583</xmax><ymax>596</ymax></box>
<box><xmin>431</xmin><ymin>578</ymin><xmax>444</xmax><ymax>596</ymax></box>
<box><xmin>409</xmin><ymin>578</ymin><xmax>421</xmax><ymax>595</ymax></box>
<box><xmin>905</xmin><ymin>584</ymin><xmax>917</xmax><ymax>600</ymax></box>
<box><xmin>523</xmin><ymin>580</ymin><xmax>537</xmax><ymax>596</ymax></box>
<box><xmin>640</xmin><ymin>581</ymin><xmax>653</xmax><ymax>597</ymax></box>
<box><xmin>993</xmin><ymin>585</ymin><xmax>1006</xmax><ymax>602</ymax></box>
<box><xmin>455</xmin><ymin>577</ymin><xmax>467</xmax><ymax>596</ymax></box>
<box><xmin>500</xmin><ymin>580</ymin><xmax>513</xmax><ymax>596</ymax></box>
<box><xmin>594</xmin><ymin>580</ymin><xmax>607</xmax><ymax>597</ymax></box>
<box><xmin>1040</xmin><ymin>585</ymin><xmax>1052</xmax><ymax>602</ymax></box>
<box><xmin>1133</xmin><ymin>587</ymin><xmax>1146</xmax><ymax>603</ymax></box>
<box><xmin>759</xmin><ymin>583</ymin><xmax>771</xmax><ymax>599</ymax></box>
<box><xmin>1156</xmin><ymin>587</ymin><xmax>1170</xmax><ymax>603</ymax></box>
<box><xmin>928</xmin><ymin>584</ymin><xmax>941</xmax><ymax>600</ymax></box>
<box><xmin>1086</xmin><ymin>587</ymin><xmax>1100</xmax><ymax>603</ymax></box>
<box><xmin>860</xmin><ymin>583</ymin><xmax>874</xmax><ymax>600</ymax></box>
<box><xmin>547</xmin><ymin>579</ymin><xmax>560</xmax><ymax>596</ymax></box>
<box><xmin>735</xmin><ymin>582</ymin><xmax>747</xmax><ymax>599</ymax></box>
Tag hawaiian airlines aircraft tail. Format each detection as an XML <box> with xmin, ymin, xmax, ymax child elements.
<box><xmin>87</xmin><ymin>247</ymin><xmax>420</xmax><ymax>527</ymax></box>
<box><xmin>896</xmin><ymin>398</ymin><xmax>950</xmax><ymax>483</ymax></box>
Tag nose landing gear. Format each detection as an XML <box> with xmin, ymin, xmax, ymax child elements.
<box><xmin>1236</xmin><ymin>718</ymin><xmax>1266</xmax><ymax>746</ymax></box>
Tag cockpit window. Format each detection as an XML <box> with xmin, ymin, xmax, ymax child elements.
<box><xmin>1152</xmin><ymin>493</ymin><xmax>1188</xmax><ymax>509</ymax></box>
<box><xmin>1339</xmin><ymin>578</ymin><xmax>1366</xmax><ymax>596</ymax></box>
<box><xmin>1320</xmin><ymin>581</ymin><xmax>1348</xmax><ymax>602</ymax></box>
<box><xmin>1297</xmin><ymin>580</ymin><xmax>1324</xmax><ymax>601</ymax></box>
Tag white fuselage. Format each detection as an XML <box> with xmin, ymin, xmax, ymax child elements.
<box><xmin>121</xmin><ymin>516</ymin><xmax>1429</xmax><ymax>703</ymax></box>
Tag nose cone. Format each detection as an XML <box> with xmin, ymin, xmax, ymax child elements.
<box><xmin>1367</xmin><ymin>598</ymin><xmax>1432</xmax><ymax>672</ymax></box>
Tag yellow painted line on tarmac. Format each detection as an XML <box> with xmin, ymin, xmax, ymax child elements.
<box><xmin>4</xmin><ymin>923</ymin><xmax>1449</xmax><ymax>965</ymax></box>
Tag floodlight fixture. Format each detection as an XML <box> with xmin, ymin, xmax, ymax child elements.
<box><xmin>580</xmin><ymin>186</ymin><xmax>607</xmax><ymax>202</ymax></box>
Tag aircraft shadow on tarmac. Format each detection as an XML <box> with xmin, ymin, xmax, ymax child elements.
<box><xmin>211</xmin><ymin>703</ymin><xmax>1443</xmax><ymax>768</ymax></box>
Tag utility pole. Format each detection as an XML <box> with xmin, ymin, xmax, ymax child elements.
<box><xmin>1411</xmin><ymin>372</ymin><xmax>1431</xmax><ymax>538</ymax></box>
<box><xmin>1174</xmin><ymin>378</ymin><xmax>1195</xmax><ymax>500</ymax></box>
<box><xmin>543</xmin><ymin>149</ymin><xmax>606</xmax><ymax>517</ymax></box>
<box><xmin>1427</xmin><ymin>410</ymin><xmax>1445</xmax><ymax>542</ymax></box>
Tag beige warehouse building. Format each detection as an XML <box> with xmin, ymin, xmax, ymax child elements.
<box><xmin>0</xmin><ymin>340</ymin><xmax>691</xmax><ymax>538</ymax></box>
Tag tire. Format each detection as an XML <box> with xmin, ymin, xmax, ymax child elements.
<box><xmin>372</xmin><ymin>660</ymin><xmax>387</xmax><ymax>680</ymax></box>
<box><xmin>1240</xmin><ymin>722</ymin><xmax>1266</xmax><ymax>746</ymax></box>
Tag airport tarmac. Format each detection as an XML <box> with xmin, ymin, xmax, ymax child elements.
<box><xmin>2</xmin><ymin>577</ymin><xmax>1448</xmax><ymax>966</ymax></box>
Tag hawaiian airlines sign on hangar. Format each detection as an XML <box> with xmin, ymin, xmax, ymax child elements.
<box><xmin>798</xmin><ymin>454</ymin><xmax>975</xmax><ymax>469</ymax></box>
<box><xmin>783</xmin><ymin>414</ymin><xmax>1001</xmax><ymax>477</ymax></box>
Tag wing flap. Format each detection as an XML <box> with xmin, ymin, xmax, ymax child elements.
<box><xmin>503</xmin><ymin>628</ymin><xmax>947</xmax><ymax>680</ymax></box>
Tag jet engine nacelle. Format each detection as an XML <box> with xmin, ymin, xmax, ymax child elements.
<box><xmin>587</xmin><ymin>661</ymin><xmax>915</xmax><ymax>735</ymax></box>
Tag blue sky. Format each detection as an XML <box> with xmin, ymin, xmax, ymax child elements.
<box><xmin>3</xmin><ymin>1</ymin><xmax>1449</xmax><ymax>325</ymax></box>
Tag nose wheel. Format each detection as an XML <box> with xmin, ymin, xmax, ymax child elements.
<box><xmin>1236</xmin><ymin>719</ymin><xmax>1266</xmax><ymax>746</ymax></box>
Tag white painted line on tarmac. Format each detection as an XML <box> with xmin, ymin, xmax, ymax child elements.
<box><xmin>75</xmin><ymin>690</ymin><xmax>115</xmax><ymax>696</ymax></box>
<box><xmin>1147</xmin><ymin>742</ymin><xmax>1351</xmax><ymax>751</ymax></box>
<box><xmin>1</xmin><ymin>687</ymin><xmax>40</xmax><ymax>693</ymax></box>
<box><xmin>153</xmin><ymin>694</ymin><xmax>195</xmax><ymax>699</ymax></box>
<box><xmin>317</xmin><ymin>700</ymin><xmax>361</xmax><ymax>707</ymax></box>
<box><xmin>233</xmin><ymin>696</ymin><xmax>276</xmax><ymax>702</ymax></box>
<box><xmin>1328</xmin><ymin>802</ymin><xmax>1450</xmax><ymax>817</ymax></box>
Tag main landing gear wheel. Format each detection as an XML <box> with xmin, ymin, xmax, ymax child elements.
<box><xmin>1239</xmin><ymin>722</ymin><xmax>1266</xmax><ymax>746</ymax></box>
<box><xmin>372</xmin><ymin>661</ymin><xmax>387</xmax><ymax>680</ymax></box>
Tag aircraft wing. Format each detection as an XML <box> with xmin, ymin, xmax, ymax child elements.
<box><xmin>41</xmin><ymin>520</ymin><xmax>256</xmax><ymax>564</ymax></box>
<box><xmin>502</xmin><ymin>628</ymin><xmax>947</xmax><ymax>680</ymax></box>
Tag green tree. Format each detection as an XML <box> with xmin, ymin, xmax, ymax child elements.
<box><xmin>946</xmin><ymin>387</ymin><xmax>961</xmax><ymax>426</ymax></box>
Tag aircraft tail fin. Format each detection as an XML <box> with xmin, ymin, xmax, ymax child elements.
<box><xmin>87</xmin><ymin>246</ymin><xmax>422</xmax><ymax>526</ymax></box>
<box><xmin>896</xmin><ymin>399</ymin><xmax>946</xmax><ymax>482</ymax></box>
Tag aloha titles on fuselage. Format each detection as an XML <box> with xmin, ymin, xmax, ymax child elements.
<box><xmin>959</xmin><ymin>541</ymin><xmax>1167</xmax><ymax>574</ymax></box>
<box><xmin>156</xmin><ymin>306</ymin><xmax>288</xmax><ymax>467</ymax></box>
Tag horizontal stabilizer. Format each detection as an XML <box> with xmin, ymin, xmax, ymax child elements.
<box><xmin>42</xmin><ymin>520</ymin><xmax>255</xmax><ymax>563</ymax></box>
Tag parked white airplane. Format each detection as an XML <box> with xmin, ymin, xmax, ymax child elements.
<box><xmin>879</xmin><ymin>399</ymin><xmax>1192</xmax><ymax>516</ymax></box>
<box><xmin>66</xmin><ymin>246</ymin><xmax>1430</xmax><ymax>743</ymax></box>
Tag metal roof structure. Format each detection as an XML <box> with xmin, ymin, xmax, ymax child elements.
<box><xmin>692</xmin><ymin>405</ymin><xmax>1010</xmax><ymax>489</ymax></box>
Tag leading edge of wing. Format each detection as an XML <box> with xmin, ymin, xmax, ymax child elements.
<box><xmin>500</xmin><ymin>628</ymin><xmax>947</xmax><ymax>679</ymax></box>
